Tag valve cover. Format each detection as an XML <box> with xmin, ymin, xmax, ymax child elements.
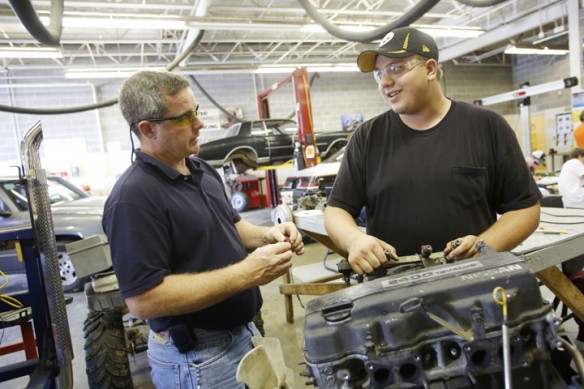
<box><xmin>303</xmin><ymin>252</ymin><xmax>568</xmax><ymax>388</ymax></box>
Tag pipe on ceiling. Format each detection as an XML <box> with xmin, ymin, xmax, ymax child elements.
<box><xmin>8</xmin><ymin>0</ymin><xmax>63</xmax><ymax>46</ymax></box>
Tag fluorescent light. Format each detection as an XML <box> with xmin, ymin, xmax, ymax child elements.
<box><xmin>301</xmin><ymin>24</ymin><xmax>483</xmax><ymax>38</ymax></box>
<box><xmin>0</xmin><ymin>48</ymin><xmax>63</xmax><ymax>59</ymax></box>
<box><xmin>64</xmin><ymin>67</ymin><xmax>165</xmax><ymax>79</ymax></box>
<box><xmin>504</xmin><ymin>45</ymin><xmax>568</xmax><ymax>55</ymax></box>
<box><xmin>301</xmin><ymin>24</ymin><xmax>326</xmax><ymax>33</ymax></box>
<box><xmin>255</xmin><ymin>63</ymin><xmax>359</xmax><ymax>74</ymax></box>
<box><xmin>40</xmin><ymin>16</ymin><xmax>186</xmax><ymax>30</ymax></box>
<box><xmin>532</xmin><ymin>30</ymin><xmax>569</xmax><ymax>45</ymax></box>
<box><xmin>417</xmin><ymin>27</ymin><xmax>484</xmax><ymax>38</ymax></box>
<box><xmin>479</xmin><ymin>77</ymin><xmax>578</xmax><ymax>106</ymax></box>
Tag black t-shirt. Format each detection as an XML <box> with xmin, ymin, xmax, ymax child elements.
<box><xmin>328</xmin><ymin>100</ymin><xmax>542</xmax><ymax>256</ymax></box>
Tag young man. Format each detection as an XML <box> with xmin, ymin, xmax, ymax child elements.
<box><xmin>102</xmin><ymin>70</ymin><xmax>304</xmax><ymax>388</ymax></box>
<box><xmin>325</xmin><ymin>27</ymin><xmax>541</xmax><ymax>275</ymax></box>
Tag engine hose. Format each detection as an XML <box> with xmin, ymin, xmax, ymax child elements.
<box><xmin>557</xmin><ymin>337</ymin><xmax>584</xmax><ymax>382</ymax></box>
<box><xmin>8</xmin><ymin>0</ymin><xmax>63</xmax><ymax>46</ymax></box>
<box><xmin>189</xmin><ymin>75</ymin><xmax>241</xmax><ymax>122</ymax></box>
<box><xmin>0</xmin><ymin>31</ymin><xmax>205</xmax><ymax>115</ymax></box>
<box><xmin>296</xmin><ymin>0</ymin><xmax>440</xmax><ymax>43</ymax></box>
<box><xmin>456</xmin><ymin>0</ymin><xmax>510</xmax><ymax>6</ymax></box>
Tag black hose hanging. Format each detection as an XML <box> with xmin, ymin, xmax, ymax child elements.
<box><xmin>0</xmin><ymin>31</ymin><xmax>205</xmax><ymax>115</ymax></box>
<box><xmin>8</xmin><ymin>0</ymin><xmax>63</xmax><ymax>46</ymax></box>
<box><xmin>296</xmin><ymin>0</ymin><xmax>440</xmax><ymax>43</ymax></box>
<box><xmin>189</xmin><ymin>75</ymin><xmax>242</xmax><ymax>123</ymax></box>
<box><xmin>0</xmin><ymin>98</ymin><xmax>118</xmax><ymax>115</ymax></box>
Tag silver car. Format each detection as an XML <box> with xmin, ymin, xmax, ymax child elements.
<box><xmin>0</xmin><ymin>176</ymin><xmax>105</xmax><ymax>292</ymax></box>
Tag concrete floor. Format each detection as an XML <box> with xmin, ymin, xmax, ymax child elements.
<box><xmin>0</xmin><ymin>207</ymin><xmax>582</xmax><ymax>388</ymax></box>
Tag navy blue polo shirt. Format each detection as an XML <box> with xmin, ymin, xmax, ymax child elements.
<box><xmin>102</xmin><ymin>150</ymin><xmax>261</xmax><ymax>332</ymax></box>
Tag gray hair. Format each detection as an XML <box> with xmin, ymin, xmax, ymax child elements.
<box><xmin>119</xmin><ymin>70</ymin><xmax>191</xmax><ymax>138</ymax></box>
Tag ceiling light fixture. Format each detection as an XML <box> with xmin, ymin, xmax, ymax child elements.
<box><xmin>41</xmin><ymin>16</ymin><xmax>186</xmax><ymax>30</ymax></box>
<box><xmin>415</xmin><ymin>25</ymin><xmax>484</xmax><ymax>38</ymax></box>
<box><xmin>300</xmin><ymin>24</ymin><xmax>484</xmax><ymax>38</ymax></box>
<box><xmin>504</xmin><ymin>45</ymin><xmax>568</xmax><ymax>55</ymax></box>
<box><xmin>532</xmin><ymin>30</ymin><xmax>569</xmax><ymax>45</ymax></box>
<box><xmin>0</xmin><ymin>47</ymin><xmax>63</xmax><ymax>59</ymax></box>
<box><xmin>255</xmin><ymin>63</ymin><xmax>359</xmax><ymax>74</ymax></box>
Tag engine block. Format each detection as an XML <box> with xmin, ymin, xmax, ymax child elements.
<box><xmin>303</xmin><ymin>252</ymin><xmax>569</xmax><ymax>388</ymax></box>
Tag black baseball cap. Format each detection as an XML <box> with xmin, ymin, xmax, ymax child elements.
<box><xmin>357</xmin><ymin>27</ymin><xmax>439</xmax><ymax>73</ymax></box>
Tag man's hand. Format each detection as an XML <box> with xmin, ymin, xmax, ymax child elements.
<box><xmin>264</xmin><ymin>222</ymin><xmax>304</xmax><ymax>255</ymax></box>
<box><xmin>443</xmin><ymin>235</ymin><xmax>482</xmax><ymax>261</ymax></box>
<box><xmin>346</xmin><ymin>234</ymin><xmax>396</xmax><ymax>275</ymax></box>
<box><xmin>244</xmin><ymin>242</ymin><xmax>294</xmax><ymax>285</ymax></box>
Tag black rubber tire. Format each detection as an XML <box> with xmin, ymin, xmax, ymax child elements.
<box><xmin>231</xmin><ymin>156</ymin><xmax>257</xmax><ymax>174</ymax></box>
<box><xmin>84</xmin><ymin>309</ymin><xmax>133</xmax><ymax>389</ymax></box>
<box><xmin>231</xmin><ymin>191</ymin><xmax>248</xmax><ymax>212</ymax></box>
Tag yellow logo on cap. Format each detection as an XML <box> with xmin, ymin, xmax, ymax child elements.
<box><xmin>422</xmin><ymin>45</ymin><xmax>430</xmax><ymax>53</ymax></box>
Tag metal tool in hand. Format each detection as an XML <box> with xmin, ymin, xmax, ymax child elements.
<box><xmin>493</xmin><ymin>286</ymin><xmax>512</xmax><ymax>389</ymax></box>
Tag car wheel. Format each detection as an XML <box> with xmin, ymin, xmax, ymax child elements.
<box><xmin>58</xmin><ymin>240</ymin><xmax>87</xmax><ymax>293</ymax></box>
<box><xmin>231</xmin><ymin>191</ymin><xmax>248</xmax><ymax>212</ymax></box>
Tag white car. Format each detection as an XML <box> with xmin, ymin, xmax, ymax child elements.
<box><xmin>0</xmin><ymin>176</ymin><xmax>105</xmax><ymax>292</ymax></box>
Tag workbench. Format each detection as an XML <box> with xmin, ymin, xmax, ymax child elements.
<box><xmin>279</xmin><ymin>207</ymin><xmax>584</xmax><ymax>324</ymax></box>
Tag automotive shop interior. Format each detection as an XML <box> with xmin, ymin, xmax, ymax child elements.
<box><xmin>1</xmin><ymin>1</ymin><xmax>584</xmax><ymax>388</ymax></box>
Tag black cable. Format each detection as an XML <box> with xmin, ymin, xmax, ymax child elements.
<box><xmin>189</xmin><ymin>75</ymin><xmax>241</xmax><ymax>123</ymax></box>
<box><xmin>0</xmin><ymin>31</ymin><xmax>205</xmax><ymax>115</ymax></box>
<box><xmin>541</xmin><ymin>210</ymin><xmax>584</xmax><ymax>219</ymax></box>
<box><xmin>286</xmin><ymin>72</ymin><xmax>320</xmax><ymax>120</ymax></box>
<box><xmin>297</xmin><ymin>0</ymin><xmax>440</xmax><ymax>43</ymax></box>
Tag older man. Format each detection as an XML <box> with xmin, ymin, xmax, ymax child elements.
<box><xmin>103</xmin><ymin>70</ymin><xmax>304</xmax><ymax>388</ymax></box>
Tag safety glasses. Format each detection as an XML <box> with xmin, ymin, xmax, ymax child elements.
<box><xmin>373</xmin><ymin>61</ymin><xmax>426</xmax><ymax>83</ymax></box>
<box><xmin>141</xmin><ymin>104</ymin><xmax>200</xmax><ymax>127</ymax></box>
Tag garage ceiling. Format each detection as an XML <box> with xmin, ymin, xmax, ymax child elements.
<box><xmin>0</xmin><ymin>0</ymin><xmax>573</xmax><ymax>79</ymax></box>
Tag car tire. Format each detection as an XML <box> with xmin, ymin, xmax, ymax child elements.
<box><xmin>58</xmin><ymin>240</ymin><xmax>87</xmax><ymax>293</ymax></box>
<box><xmin>84</xmin><ymin>308</ymin><xmax>133</xmax><ymax>389</ymax></box>
<box><xmin>231</xmin><ymin>191</ymin><xmax>248</xmax><ymax>212</ymax></box>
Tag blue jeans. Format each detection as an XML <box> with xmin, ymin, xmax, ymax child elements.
<box><xmin>147</xmin><ymin>322</ymin><xmax>261</xmax><ymax>388</ymax></box>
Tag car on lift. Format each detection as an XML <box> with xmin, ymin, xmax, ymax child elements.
<box><xmin>197</xmin><ymin>118</ymin><xmax>351</xmax><ymax>173</ymax></box>
<box><xmin>0</xmin><ymin>175</ymin><xmax>105</xmax><ymax>292</ymax></box>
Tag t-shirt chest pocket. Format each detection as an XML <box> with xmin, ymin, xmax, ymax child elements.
<box><xmin>449</xmin><ymin>166</ymin><xmax>487</xmax><ymax>207</ymax></box>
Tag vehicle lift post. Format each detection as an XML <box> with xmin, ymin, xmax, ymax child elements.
<box><xmin>257</xmin><ymin>67</ymin><xmax>319</xmax><ymax>169</ymax></box>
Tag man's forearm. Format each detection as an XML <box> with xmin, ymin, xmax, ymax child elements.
<box><xmin>325</xmin><ymin>205</ymin><xmax>364</xmax><ymax>257</ymax></box>
<box><xmin>125</xmin><ymin>261</ymin><xmax>252</xmax><ymax>319</ymax></box>
<box><xmin>235</xmin><ymin>219</ymin><xmax>269</xmax><ymax>250</ymax></box>
<box><xmin>480</xmin><ymin>202</ymin><xmax>541</xmax><ymax>252</ymax></box>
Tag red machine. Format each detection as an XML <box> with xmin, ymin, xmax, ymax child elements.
<box><xmin>230</xmin><ymin>175</ymin><xmax>267</xmax><ymax>212</ymax></box>
<box><xmin>257</xmin><ymin>67</ymin><xmax>319</xmax><ymax>169</ymax></box>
